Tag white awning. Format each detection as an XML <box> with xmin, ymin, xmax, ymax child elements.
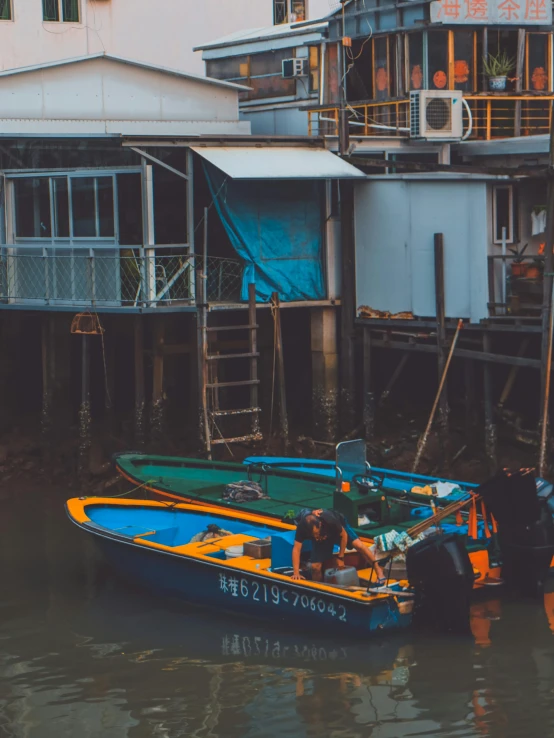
<box><xmin>190</xmin><ymin>146</ymin><xmax>366</xmax><ymax>179</ymax></box>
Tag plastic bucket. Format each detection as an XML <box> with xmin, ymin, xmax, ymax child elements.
<box><xmin>225</xmin><ymin>545</ymin><xmax>244</xmax><ymax>559</ymax></box>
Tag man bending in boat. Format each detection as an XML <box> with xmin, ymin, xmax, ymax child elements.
<box><xmin>291</xmin><ymin>508</ymin><xmax>386</xmax><ymax>584</ymax></box>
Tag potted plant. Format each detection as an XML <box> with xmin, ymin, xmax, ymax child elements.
<box><xmin>483</xmin><ymin>52</ymin><xmax>515</xmax><ymax>91</ymax></box>
<box><xmin>509</xmin><ymin>243</ymin><xmax>528</xmax><ymax>277</ymax></box>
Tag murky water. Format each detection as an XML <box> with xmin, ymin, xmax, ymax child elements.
<box><xmin>2</xmin><ymin>480</ymin><xmax>554</xmax><ymax>737</ymax></box>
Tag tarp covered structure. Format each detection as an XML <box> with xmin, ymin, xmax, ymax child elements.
<box><xmin>204</xmin><ymin>162</ymin><xmax>326</xmax><ymax>302</ymax></box>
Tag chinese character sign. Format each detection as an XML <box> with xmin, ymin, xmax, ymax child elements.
<box><xmin>431</xmin><ymin>0</ymin><xmax>551</xmax><ymax>22</ymax></box>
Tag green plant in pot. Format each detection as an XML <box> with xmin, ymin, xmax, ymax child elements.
<box><xmin>483</xmin><ymin>52</ymin><xmax>515</xmax><ymax>91</ymax></box>
<box><xmin>509</xmin><ymin>243</ymin><xmax>528</xmax><ymax>277</ymax></box>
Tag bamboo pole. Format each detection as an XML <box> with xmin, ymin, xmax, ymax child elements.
<box><xmin>411</xmin><ymin>319</ymin><xmax>463</xmax><ymax>474</ymax></box>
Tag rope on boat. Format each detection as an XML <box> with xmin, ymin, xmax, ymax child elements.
<box><xmin>101</xmin><ymin>479</ymin><xmax>157</xmax><ymax>499</ymax></box>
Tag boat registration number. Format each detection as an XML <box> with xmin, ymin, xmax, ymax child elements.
<box><xmin>218</xmin><ymin>574</ymin><xmax>347</xmax><ymax>622</ymax></box>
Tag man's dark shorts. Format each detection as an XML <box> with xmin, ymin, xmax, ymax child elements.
<box><xmin>310</xmin><ymin>521</ymin><xmax>358</xmax><ymax>564</ymax></box>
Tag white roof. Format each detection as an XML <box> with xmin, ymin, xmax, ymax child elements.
<box><xmin>0</xmin><ymin>54</ymin><xmax>250</xmax><ymax>137</ymax></box>
<box><xmin>0</xmin><ymin>52</ymin><xmax>250</xmax><ymax>92</ymax></box>
<box><xmin>195</xmin><ymin>21</ymin><xmax>328</xmax><ymax>52</ymax></box>
<box><xmin>191</xmin><ymin>146</ymin><xmax>365</xmax><ymax>179</ymax></box>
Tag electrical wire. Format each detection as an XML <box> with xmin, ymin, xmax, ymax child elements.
<box><xmin>41</xmin><ymin>0</ymin><xmax>105</xmax><ymax>52</ymax></box>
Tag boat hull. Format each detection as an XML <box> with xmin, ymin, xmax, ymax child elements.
<box><xmin>84</xmin><ymin>526</ymin><xmax>412</xmax><ymax>638</ymax></box>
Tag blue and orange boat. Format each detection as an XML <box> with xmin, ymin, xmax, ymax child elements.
<box><xmin>65</xmin><ymin>497</ymin><xmax>475</xmax><ymax>637</ymax></box>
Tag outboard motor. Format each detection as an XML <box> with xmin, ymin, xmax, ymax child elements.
<box><xmin>406</xmin><ymin>532</ymin><xmax>474</xmax><ymax>634</ymax></box>
<box><xmin>479</xmin><ymin>470</ymin><xmax>554</xmax><ymax>597</ymax></box>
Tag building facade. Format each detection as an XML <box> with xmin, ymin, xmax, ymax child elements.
<box><xmin>0</xmin><ymin>0</ymin><xmax>332</xmax><ymax>75</ymax></box>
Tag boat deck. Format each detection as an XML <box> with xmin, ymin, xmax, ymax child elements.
<box><xmin>130</xmin><ymin>458</ymin><xmax>337</xmax><ymax>520</ymax></box>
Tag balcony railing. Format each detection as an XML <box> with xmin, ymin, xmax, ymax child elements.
<box><xmin>308</xmin><ymin>94</ymin><xmax>554</xmax><ymax>140</ymax></box>
<box><xmin>0</xmin><ymin>247</ymin><xmax>244</xmax><ymax>310</ymax></box>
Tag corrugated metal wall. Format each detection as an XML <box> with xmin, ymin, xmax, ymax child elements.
<box><xmin>354</xmin><ymin>178</ymin><xmax>489</xmax><ymax>323</ymax></box>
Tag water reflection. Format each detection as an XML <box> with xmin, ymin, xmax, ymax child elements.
<box><xmin>1</xmin><ymin>483</ymin><xmax>554</xmax><ymax>736</ymax></box>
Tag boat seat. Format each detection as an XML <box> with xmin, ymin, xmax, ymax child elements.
<box><xmin>115</xmin><ymin>525</ymin><xmax>156</xmax><ymax>538</ymax></box>
<box><xmin>270</xmin><ymin>531</ymin><xmax>297</xmax><ymax>569</ymax></box>
<box><xmin>144</xmin><ymin>526</ymin><xmax>180</xmax><ymax>546</ymax></box>
<box><xmin>224</xmin><ymin>556</ymin><xmax>272</xmax><ymax>570</ymax></box>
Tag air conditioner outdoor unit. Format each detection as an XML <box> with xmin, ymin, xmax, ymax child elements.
<box><xmin>282</xmin><ymin>58</ymin><xmax>308</xmax><ymax>78</ymax></box>
<box><xmin>409</xmin><ymin>90</ymin><xmax>463</xmax><ymax>140</ymax></box>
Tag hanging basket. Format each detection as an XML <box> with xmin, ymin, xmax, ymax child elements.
<box><xmin>70</xmin><ymin>312</ymin><xmax>105</xmax><ymax>335</ymax></box>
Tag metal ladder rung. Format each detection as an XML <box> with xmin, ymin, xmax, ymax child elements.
<box><xmin>206</xmin><ymin>379</ymin><xmax>260</xmax><ymax>389</ymax></box>
<box><xmin>211</xmin><ymin>432</ymin><xmax>263</xmax><ymax>446</ymax></box>
<box><xmin>211</xmin><ymin>407</ymin><xmax>261</xmax><ymax>417</ymax></box>
<box><xmin>207</xmin><ymin>352</ymin><xmax>259</xmax><ymax>361</ymax></box>
<box><xmin>206</xmin><ymin>324</ymin><xmax>258</xmax><ymax>332</ymax></box>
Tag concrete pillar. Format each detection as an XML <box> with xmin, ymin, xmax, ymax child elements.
<box><xmin>311</xmin><ymin>307</ymin><xmax>338</xmax><ymax>441</ymax></box>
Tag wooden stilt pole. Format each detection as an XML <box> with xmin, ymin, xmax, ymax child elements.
<box><xmin>197</xmin><ymin>273</ymin><xmax>211</xmax><ymax>457</ymax></box>
<box><xmin>483</xmin><ymin>332</ymin><xmax>497</xmax><ymax>474</ymax></box>
<box><xmin>151</xmin><ymin>318</ymin><xmax>165</xmax><ymax>445</ymax></box>
<box><xmin>412</xmin><ymin>319</ymin><xmax>463</xmax><ymax>474</ymax></box>
<box><xmin>339</xmin><ymin>180</ymin><xmax>356</xmax><ymax>434</ymax></box>
<box><xmin>539</xmin><ymin>101</ymin><xmax>554</xmax><ymax>476</ymax></box>
<box><xmin>379</xmin><ymin>353</ymin><xmax>409</xmax><ymax>408</ymax></box>
<box><xmin>78</xmin><ymin>334</ymin><xmax>91</xmax><ymax>482</ymax></box>
<box><xmin>248</xmin><ymin>283</ymin><xmax>261</xmax><ymax>440</ymax></box>
<box><xmin>41</xmin><ymin>314</ymin><xmax>53</xmax><ymax>458</ymax></box>
<box><xmin>363</xmin><ymin>326</ymin><xmax>375</xmax><ymax>442</ymax></box>
<box><xmin>464</xmin><ymin>359</ymin><xmax>476</xmax><ymax>441</ymax></box>
<box><xmin>498</xmin><ymin>336</ymin><xmax>530</xmax><ymax>409</ymax></box>
<box><xmin>134</xmin><ymin>315</ymin><xmax>145</xmax><ymax>447</ymax></box>
<box><xmin>434</xmin><ymin>233</ymin><xmax>450</xmax><ymax>471</ymax></box>
<box><xmin>271</xmin><ymin>292</ymin><xmax>288</xmax><ymax>444</ymax></box>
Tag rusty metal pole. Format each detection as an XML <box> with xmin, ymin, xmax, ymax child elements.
<box><xmin>539</xmin><ymin>101</ymin><xmax>554</xmax><ymax>476</ymax></box>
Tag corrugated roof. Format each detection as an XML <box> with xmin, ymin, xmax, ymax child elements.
<box><xmin>0</xmin><ymin>52</ymin><xmax>250</xmax><ymax>91</ymax></box>
<box><xmin>194</xmin><ymin>20</ymin><xmax>328</xmax><ymax>52</ymax></box>
<box><xmin>191</xmin><ymin>146</ymin><xmax>366</xmax><ymax>179</ymax></box>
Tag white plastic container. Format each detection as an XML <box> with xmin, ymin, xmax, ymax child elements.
<box><xmin>225</xmin><ymin>544</ymin><xmax>244</xmax><ymax>559</ymax></box>
<box><xmin>324</xmin><ymin>566</ymin><xmax>359</xmax><ymax>587</ymax></box>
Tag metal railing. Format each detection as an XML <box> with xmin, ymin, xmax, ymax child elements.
<box><xmin>465</xmin><ymin>95</ymin><xmax>554</xmax><ymax>139</ymax></box>
<box><xmin>0</xmin><ymin>248</ymin><xmax>244</xmax><ymax>309</ymax></box>
<box><xmin>309</xmin><ymin>100</ymin><xmax>410</xmax><ymax>137</ymax></box>
<box><xmin>308</xmin><ymin>94</ymin><xmax>554</xmax><ymax>141</ymax></box>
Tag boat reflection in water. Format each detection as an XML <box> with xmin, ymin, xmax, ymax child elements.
<box><xmin>67</xmin><ymin>579</ymin><xmax>554</xmax><ymax>738</ymax></box>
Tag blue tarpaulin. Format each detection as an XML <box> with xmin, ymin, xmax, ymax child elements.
<box><xmin>204</xmin><ymin>163</ymin><xmax>325</xmax><ymax>302</ymax></box>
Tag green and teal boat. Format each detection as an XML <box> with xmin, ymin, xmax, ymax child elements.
<box><xmin>114</xmin><ymin>442</ymin><xmax>501</xmax><ymax>587</ymax></box>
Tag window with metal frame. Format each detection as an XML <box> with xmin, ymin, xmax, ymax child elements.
<box><xmin>493</xmin><ymin>184</ymin><xmax>518</xmax><ymax>244</ymax></box>
<box><xmin>13</xmin><ymin>174</ymin><xmax>115</xmax><ymax>241</ymax></box>
<box><xmin>273</xmin><ymin>0</ymin><xmax>306</xmax><ymax>24</ymax></box>
<box><xmin>43</xmin><ymin>0</ymin><xmax>79</xmax><ymax>23</ymax></box>
<box><xmin>0</xmin><ymin>0</ymin><xmax>12</xmax><ymax>20</ymax></box>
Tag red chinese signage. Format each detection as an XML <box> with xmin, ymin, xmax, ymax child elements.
<box><xmin>431</xmin><ymin>0</ymin><xmax>550</xmax><ymax>22</ymax></box>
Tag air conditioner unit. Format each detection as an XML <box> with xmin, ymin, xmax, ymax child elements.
<box><xmin>282</xmin><ymin>58</ymin><xmax>308</xmax><ymax>78</ymax></box>
<box><xmin>409</xmin><ymin>90</ymin><xmax>463</xmax><ymax>140</ymax></box>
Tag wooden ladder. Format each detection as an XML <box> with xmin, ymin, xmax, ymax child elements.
<box><xmin>198</xmin><ymin>282</ymin><xmax>262</xmax><ymax>455</ymax></box>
